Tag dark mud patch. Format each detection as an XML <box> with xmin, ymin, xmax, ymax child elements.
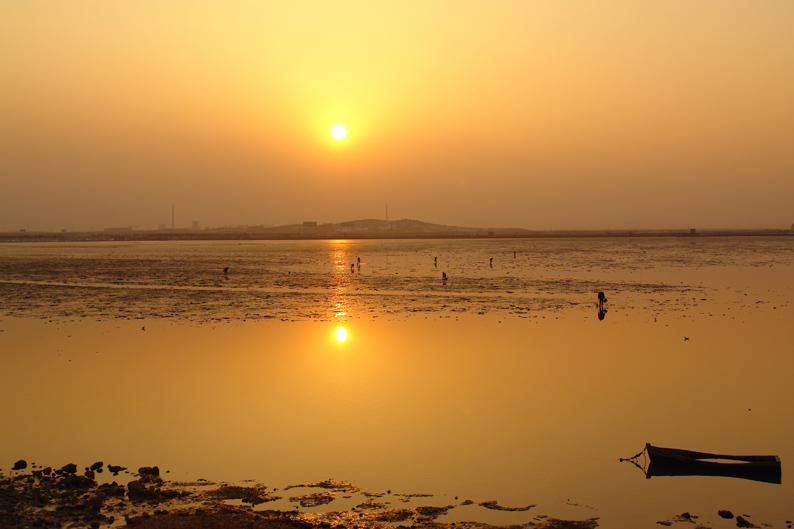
<box><xmin>480</xmin><ymin>500</ymin><xmax>536</xmax><ymax>512</ymax></box>
<box><xmin>289</xmin><ymin>491</ymin><xmax>336</xmax><ymax>508</ymax></box>
<box><xmin>284</xmin><ymin>479</ymin><xmax>360</xmax><ymax>493</ymax></box>
<box><xmin>208</xmin><ymin>484</ymin><xmax>281</xmax><ymax>505</ymax></box>
<box><xmin>415</xmin><ymin>504</ymin><xmax>456</xmax><ymax>519</ymax></box>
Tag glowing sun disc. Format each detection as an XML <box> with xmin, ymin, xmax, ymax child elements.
<box><xmin>335</xmin><ymin>326</ymin><xmax>348</xmax><ymax>342</ymax></box>
<box><xmin>331</xmin><ymin>124</ymin><xmax>347</xmax><ymax>140</ymax></box>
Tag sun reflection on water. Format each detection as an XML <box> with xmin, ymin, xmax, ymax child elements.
<box><xmin>328</xmin><ymin>240</ymin><xmax>354</xmax><ymax>321</ymax></box>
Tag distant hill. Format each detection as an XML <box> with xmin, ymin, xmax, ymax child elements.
<box><xmin>226</xmin><ymin>218</ymin><xmax>535</xmax><ymax>238</ymax></box>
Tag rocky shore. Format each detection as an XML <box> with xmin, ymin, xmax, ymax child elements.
<box><xmin>1</xmin><ymin>460</ymin><xmax>599</xmax><ymax>529</ymax></box>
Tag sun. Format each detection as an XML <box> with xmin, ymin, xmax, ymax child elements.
<box><xmin>335</xmin><ymin>326</ymin><xmax>348</xmax><ymax>342</ymax></box>
<box><xmin>331</xmin><ymin>124</ymin><xmax>347</xmax><ymax>141</ymax></box>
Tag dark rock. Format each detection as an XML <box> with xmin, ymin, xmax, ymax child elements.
<box><xmin>84</xmin><ymin>470</ymin><xmax>95</xmax><ymax>480</ymax></box>
<box><xmin>127</xmin><ymin>480</ymin><xmax>158</xmax><ymax>501</ymax></box>
<box><xmin>13</xmin><ymin>459</ymin><xmax>27</xmax><ymax>470</ymax></box>
<box><xmin>108</xmin><ymin>465</ymin><xmax>126</xmax><ymax>475</ymax></box>
<box><xmin>736</xmin><ymin>516</ymin><xmax>758</xmax><ymax>528</ymax></box>
<box><xmin>138</xmin><ymin>466</ymin><xmax>160</xmax><ymax>481</ymax></box>
<box><xmin>127</xmin><ymin>478</ymin><xmax>185</xmax><ymax>502</ymax></box>
<box><xmin>98</xmin><ymin>482</ymin><xmax>126</xmax><ymax>497</ymax></box>
<box><xmin>719</xmin><ymin>510</ymin><xmax>735</xmax><ymax>519</ymax></box>
<box><xmin>42</xmin><ymin>467</ymin><xmax>52</xmax><ymax>475</ymax></box>
<box><xmin>58</xmin><ymin>474</ymin><xmax>95</xmax><ymax>489</ymax></box>
<box><xmin>90</xmin><ymin>461</ymin><xmax>103</xmax><ymax>471</ymax></box>
<box><xmin>61</xmin><ymin>463</ymin><xmax>77</xmax><ymax>474</ymax></box>
<box><xmin>159</xmin><ymin>489</ymin><xmax>181</xmax><ymax>500</ymax></box>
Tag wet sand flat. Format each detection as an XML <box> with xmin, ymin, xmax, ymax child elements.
<box><xmin>1</xmin><ymin>237</ymin><xmax>793</xmax><ymax>527</ymax></box>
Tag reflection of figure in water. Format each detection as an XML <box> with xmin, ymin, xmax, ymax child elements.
<box><xmin>489</xmin><ymin>257</ymin><xmax>493</xmax><ymax>267</ymax></box>
<box><xmin>350</xmin><ymin>263</ymin><xmax>355</xmax><ymax>273</ymax></box>
<box><xmin>513</xmin><ymin>251</ymin><xmax>516</xmax><ymax>258</ymax></box>
<box><xmin>223</xmin><ymin>267</ymin><xmax>229</xmax><ymax>275</ymax></box>
<box><xmin>597</xmin><ymin>291</ymin><xmax>608</xmax><ymax>320</ymax></box>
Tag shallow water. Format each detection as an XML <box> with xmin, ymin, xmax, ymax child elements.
<box><xmin>1</xmin><ymin>237</ymin><xmax>793</xmax><ymax>527</ymax></box>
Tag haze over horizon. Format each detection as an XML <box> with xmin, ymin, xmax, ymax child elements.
<box><xmin>2</xmin><ymin>2</ymin><xmax>793</xmax><ymax>233</ymax></box>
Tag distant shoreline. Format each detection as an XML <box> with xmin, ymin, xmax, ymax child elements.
<box><xmin>2</xmin><ymin>227</ymin><xmax>792</xmax><ymax>243</ymax></box>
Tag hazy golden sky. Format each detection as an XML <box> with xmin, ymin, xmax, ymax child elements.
<box><xmin>2</xmin><ymin>1</ymin><xmax>793</xmax><ymax>231</ymax></box>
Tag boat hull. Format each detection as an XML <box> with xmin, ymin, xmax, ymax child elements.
<box><xmin>645</xmin><ymin>444</ymin><xmax>781</xmax><ymax>484</ymax></box>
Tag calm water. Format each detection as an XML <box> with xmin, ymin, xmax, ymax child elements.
<box><xmin>1</xmin><ymin>237</ymin><xmax>793</xmax><ymax>527</ymax></box>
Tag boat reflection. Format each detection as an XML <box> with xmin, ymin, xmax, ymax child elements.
<box><xmin>622</xmin><ymin>443</ymin><xmax>782</xmax><ymax>484</ymax></box>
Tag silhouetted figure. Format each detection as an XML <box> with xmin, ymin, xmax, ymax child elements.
<box><xmin>357</xmin><ymin>257</ymin><xmax>361</xmax><ymax>264</ymax></box>
<box><xmin>442</xmin><ymin>272</ymin><xmax>447</xmax><ymax>282</ymax></box>
<box><xmin>223</xmin><ymin>267</ymin><xmax>229</xmax><ymax>275</ymax></box>
<box><xmin>489</xmin><ymin>257</ymin><xmax>493</xmax><ymax>267</ymax></box>
<box><xmin>434</xmin><ymin>256</ymin><xmax>438</xmax><ymax>268</ymax></box>
<box><xmin>596</xmin><ymin>292</ymin><xmax>608</xmax><ymax>320</ymax></box>
<box><xmin>513</xmin><ymin>251</ymin><xmax>516</xmax><ymax>258</ymax></box>
<box><xmin>597</xmin><ymin>291</ymin><xmax>607</xmax><ymax>309</ymax></box>
<box><xmin>350</xmin><ymin>263</ymin><xmax>355</xmax><ymax>272</ymax></box>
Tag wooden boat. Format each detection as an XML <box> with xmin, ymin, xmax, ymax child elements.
<box><xmin>645</xmin><ymin>443</ymin><xmax>781</xmax><ymax>484</ymax></box>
